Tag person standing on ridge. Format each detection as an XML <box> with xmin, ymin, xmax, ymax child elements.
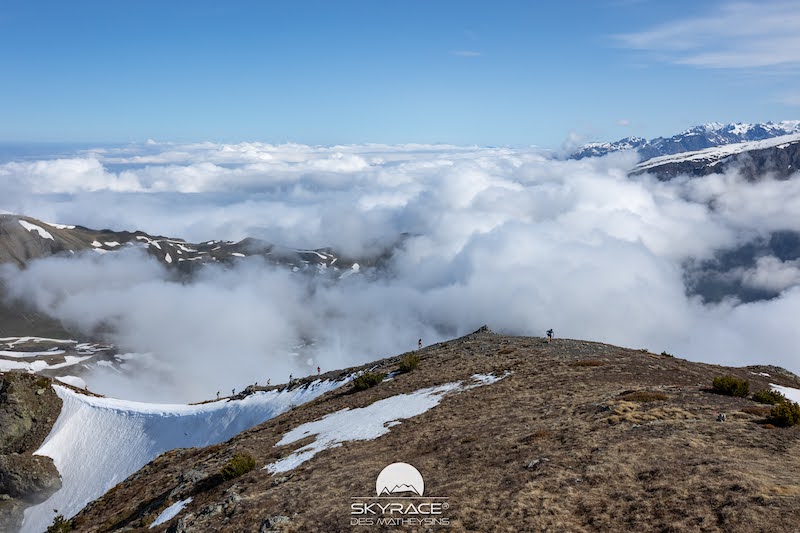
<box><xmin>546</xmin><ymin>329</ymin><xmax>554</xmax><ymax>343</ymax></box>
<box><xmin>317</xmin><ymin>366</ymin><xmax>321</xmax><ymax>375</ymax></box>
<box><xmin>418</xmin><ymin>338</ymin><xmax>422</xmax><ymax>350</ymax></box>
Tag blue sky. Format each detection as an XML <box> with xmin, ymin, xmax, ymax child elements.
<box><xmin>1</xmin><ymin>0</ymin><xmax>799</xmax><ymax>147</ymax></box>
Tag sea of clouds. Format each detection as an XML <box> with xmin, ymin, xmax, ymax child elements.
<box><xmin>2</xmin><ymin>141</ymin><xmax>799</xmax><ymax>402</ymax></box>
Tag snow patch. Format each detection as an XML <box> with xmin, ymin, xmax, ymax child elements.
<box><xmin>45</xmin><ymin>222</ymin><xmax>76</xmax><ymax>230</ymax></box>
<box><xmin>0</xmin><ymin>355</ymin><xmax>91</xmax><ymax>373</ymax></box>
<box><xmin>0</xmin><ymin>349</ymin><xmax>66</xmax><ymax>358</ymax></box>
<box><xmin>0</xmin><ymin>336</ymin><xmax>77</xmax><ymax>346</ymax></box>
<box><xmin>265</xmin><ymin>373</ymin><xmax>509</xmax><ymax>474</ymax></box>
<box><xmin>771</xmin><ymin>383</ymin><xmax>800</xmax><ymax>404</ymax></box>
<box><xmin>19</xmin><ymin>220</ymin><xmax>54</xmax><ymax>240</ymax></box>
<box><xmin>149</xmin><ymin>498</ymin><xmax>192</xmax><ymax>528</ymax></box>
<box><xmin>56</xmin><ymin>376</ymin><xmax>87</xmax><ymax>389</ymax></box>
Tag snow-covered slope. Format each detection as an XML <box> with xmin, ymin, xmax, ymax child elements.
<box><xmin>21</xmin><ymin>379</ymin><xmax>349</xmax><ymax>533</ymax></box>
<box><xmin>630</xmin><ymin>133</ymin><xmax>800</xmax><ymax>179</ymax></box>
<box><xmin>571</xmin><ymin>121</ymin><xmax>800</xmax><ymax>161</ymax></box>
<box><xmin>632</xmin><ymin>133</ymin><xmax>800</xmax><ymax>173</ymax></box>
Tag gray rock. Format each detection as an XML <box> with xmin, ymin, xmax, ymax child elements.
<box><xmin>0</xmin><ymin>453</ymin><xmax>61</xmax><ymax>502</ymax></box>
<box><xmin>525</xmin><ymin>458</ymin><xmax>549</xmax><ymax>470</ymax></box>
<box><xmin>200</xmin><ymin>503</ymin><xmax>223</xmax><ymax>517</ymax></box>
<box><xmin>167</xmin><ymin>512</ymin><xmax>196</xmax><ymax>533</ymax></box>
<box><xmin>260</xmin><ymin>515</ymin><xmax>291</xmax><ymax>532</ymax></box>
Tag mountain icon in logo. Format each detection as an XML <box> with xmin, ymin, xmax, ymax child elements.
<box><xmin>375</xmin><ymin>462</ymin><xmax>425</xmax><ymax>496</ymax></box>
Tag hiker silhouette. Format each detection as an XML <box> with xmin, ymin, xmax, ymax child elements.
<box><xmin>546</xmin><ymin>329</ymin><xmax>554</xmax><ymax>342</ymax></box>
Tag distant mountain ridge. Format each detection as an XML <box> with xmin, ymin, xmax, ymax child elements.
<box><xmin>571</xmin><ymin>121</ymin><xmax>800</xmax><ymax>161</ymax></box>
<box><xmin>629</xmin><ymin>133</ymin><xmax>800</xmax><ymax>181</ymax></box>
<box><xmin>0</xmin><ymin>214</ymin><xmax>354</xmax><ymax>273</ymax></box>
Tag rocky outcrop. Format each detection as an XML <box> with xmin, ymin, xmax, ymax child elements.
<box><xmin>0</xmin><ymin>372</ymin><xmax>62</xmax><ymax>532</ymax></box>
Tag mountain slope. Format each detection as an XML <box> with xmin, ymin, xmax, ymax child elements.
<box><xmin>630</xmin><ymin>134</ymin><xmax>800</xmax><ymax>181</ymax></box>
<box><xmin>63</xmin><ymin>329</ymin><xmax>800</xmax><ymax>532</ymax></box>
<box><xmin>572</xmin><ymin>121</ymin><xmax>800</xmax><ymax>161</ymax></box>
<box><xmin>0</xmin><ymin>214</ymin><xmax>350</xmax><ymax>272</ymax></box>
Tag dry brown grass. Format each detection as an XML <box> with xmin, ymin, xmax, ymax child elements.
<box><xmin>606</xmin><ymin>401</ymin><xmax>698</xmax><ymax>425</ymax></box>
<box><xmin>518</xmin><ymin>430</ymin><xmax>553</xmax><ymax>444</ymax></box>
<box><xmin>741</xmin><ymin>406</ymin><xmax>772</xmax><ymax>417</ymax></box>
<box><xmin>71</xmin><ymin>332</ymin><xmax>800</xmax><ymax>533</ymax></box>
<box><xmin>619</xmin><ymin>391</ymin><xmax>669</xmax><ymax>402</ymax></box>
<box><xmin>570</xmin><ymin>359</ymin><xmax>606</xmax><ymax>367</ymax></box>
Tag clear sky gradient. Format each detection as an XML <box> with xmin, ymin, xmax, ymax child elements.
<box><xmin>2</xmin><ymin>0</ymin><xmax>799</xmax><ymax>147</ymax></box>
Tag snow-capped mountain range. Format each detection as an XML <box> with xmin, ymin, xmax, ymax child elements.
<box><xmin>571</xmin><ymin>121</ymin><xmax>800</xmax><ymax>161</ymax></box>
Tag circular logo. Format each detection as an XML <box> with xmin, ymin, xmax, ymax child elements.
<box><xmin>375</xmin><ymin>462</ymin><xmax>425</xmax><ymax>496</ymax></box>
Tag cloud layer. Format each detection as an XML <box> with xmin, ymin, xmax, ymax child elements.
<box><xmin>617</xmin><ymin>1</ymin><xmax>800</xmax><ymax>69</ymax></box>
<box><xmin>2</xmin><ymin>141</ymin><xmax>800</xmax><ymax>402</ymax></box>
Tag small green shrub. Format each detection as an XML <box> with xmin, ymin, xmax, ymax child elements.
<box><xmin>751</xmin><ymin>389</ymin><xmax>787</xmax><ymax>405</ymax></box>
<box><xmin>398</xmin><ymin>354</ymin><xmax>420</xmax><ymax>373</ymax></box>
<box><xmin>220</xmin><ymin>452</ymin><xmax>256</xmax><ymax>480</ymax></box>
<box><xmin>660</xmin><ymin>351</ymin><xmax>673</xmax><ymax>357</ymax></box>
<box><xmin>352</xmin><ymin>371</ymin><xmax>385</xmax><ymax>391</ymax></box>
<box><xmin>771</xmin><ymin>401</ymin><xmax>800</xmax><ymax>427</ymax></box>
<box><xmin>47</xmin><ymin>513</ymin><xmax>73</xmax><ymax>533</ymax></box>
<box><xmin>712</xmin><ymin>375</ymin><xmax>749</xmax><ymax>397</ymax></box>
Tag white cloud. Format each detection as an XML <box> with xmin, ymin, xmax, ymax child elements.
<box><xmin>2</xmin><ymin>141</ymin><xmax>800</xmax><ymax>402</ymax></box>
<box><xmin>741</xmin><ymin>256</ymin><xmax>800</xmax><ymax>292</ymax></box>
<box><xmin>617</xmin><ymin>1</ymin><xmax>800</xmax><ymax>68</ymax></box>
